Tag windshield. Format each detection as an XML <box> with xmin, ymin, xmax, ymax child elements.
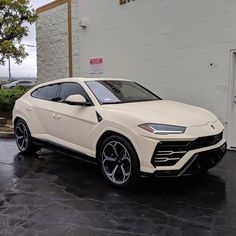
<box><xmin>85</xmin><ymin>80</ymin><xmax>160</xmax><ymax>104</ymax></box>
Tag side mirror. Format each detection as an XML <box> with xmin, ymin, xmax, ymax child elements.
<box><xmin>65</xmin><ymin>95</ymin><xmax>89</xmax><ymax>106</ymax></box>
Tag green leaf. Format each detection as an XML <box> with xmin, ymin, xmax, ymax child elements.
<box><xmin>0</xmin><ymin>0</ymin><xmax>38</xmax><ymax>64</ymax></box>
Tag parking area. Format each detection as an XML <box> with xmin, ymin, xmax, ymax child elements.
<box><xmin>0</xmin><ymin>139</ymin><xmax>236</xmax><ymax>236</ymax></box>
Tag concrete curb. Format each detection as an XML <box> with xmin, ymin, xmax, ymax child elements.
<box><xmin>0</xmin><ymin>131</ymin><xmax>14</xmax><ymax>139</ymax></box>
<box><xmin>0</xmin><ymin>124</ymin><xmax>14</xmax><ymax>139</ymax></box>
<box><xmin>0</xmin><ymin>131</ymin><xmax>15</xmax><ymax>139</ymax></box>
<box><xmin>0</xmin><ymin>117</ymin><xmax>14</xmax><ymax>139</ymax></box>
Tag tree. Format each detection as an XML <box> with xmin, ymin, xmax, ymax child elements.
<box><xmin>0</xmin><ymin>0</ymin><xmax>37</xmax><ymax>65</ymax></box>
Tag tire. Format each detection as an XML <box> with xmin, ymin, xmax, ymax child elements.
<box><xmin>98</xmin><ymin>135</ymin><xmax>140</xmax><ymax>188</ymax></box>
<box><xmin>14</xmin><ymin>119</ymin><xmax>40</xmax><ymax>154</ymax></box>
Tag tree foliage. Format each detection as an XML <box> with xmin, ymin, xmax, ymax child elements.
<box><xmin>0</xmin><ymin>0</ymin><xmax>37</xmax><ymax>65</ymax></box>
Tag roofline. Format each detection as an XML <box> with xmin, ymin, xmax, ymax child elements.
<box><xmin>29</xmin><ymin>77</ymin><xmax>131</xmax><ymax>95</ymax></box>
<box><xmin>41</xmin><ymin>77</ymin><xmax>130</xmax><ymax>82</ymax></box>
<box><xmin>36</xmin><ymin>0</ymin><xmax>68</xmax><ymax>14</ymax></box>
<box><xmin>36</xmin><ymin>77</ymin><xmax>129</xmax><ymax>85</ymax></box>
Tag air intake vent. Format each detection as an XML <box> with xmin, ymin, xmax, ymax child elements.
<box><xmin>96</xmin><ymin>111</ymin><xmax>103</xmax><ymax>122</ymax></box>
<box><xmin>152</xmin><ymin>150</ymin><xmax>187</xmax><ymax>167</ymax></box>
<box><xmin>151</xmin><ymin>132</ymin><xmax>223</xmax><ymax>167</ymax></box>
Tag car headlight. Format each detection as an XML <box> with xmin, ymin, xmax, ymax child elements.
<box><xmin>139</xmin><ymin>123</ymin><xmax>186</xmax><ymax>135</ymax></box>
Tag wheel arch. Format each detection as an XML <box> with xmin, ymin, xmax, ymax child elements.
<box><xmin>95</xmin><ymin>130</ymin><xmax>141</xmax><ymax>169</ymax></box>
<box><xmin>13</xmin><ymin>116</ymin><xmax>30</xmax><ymax>130</ymax></box>
<box><xmin>14</xmin><ymin>116</ymin><xmax>21</xmax><ymax>127</ymax></box>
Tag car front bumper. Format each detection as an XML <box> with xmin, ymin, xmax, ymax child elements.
<box><xmin>138</xmin><ymin>134</ymin><xmax>226</xmax><ymax>175</ymax></box>
<box><xmin>153</xmin><ymin>141</ymin><xmax>227</xmax><ymax>177</ymax></box>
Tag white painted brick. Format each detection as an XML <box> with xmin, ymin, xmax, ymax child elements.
<box><xmin>36</xmin><ymin>4</ymin><xmax>69</xmax><ymax>82</ymax></box>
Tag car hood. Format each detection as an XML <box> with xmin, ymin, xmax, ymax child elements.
<box><xmin>102</xmin><ymin>100</ymin><xmax>217</xmax><ymax>127</ymax></box>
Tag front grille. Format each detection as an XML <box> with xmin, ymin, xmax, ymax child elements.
<box><xmin>188</xmin><ymin>132</ymin><xmax>223</xmax><ymax>150</ymax></box>
<box><xmin>151</xmin><ymin>132</ymin><xmax>223</xmax><ymax>167</ymax></box>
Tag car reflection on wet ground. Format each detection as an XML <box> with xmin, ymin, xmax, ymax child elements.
<box><xmin>0</xmin><ymin>139</ymin><xmax>235</xmax><ymax>236</ymax></box>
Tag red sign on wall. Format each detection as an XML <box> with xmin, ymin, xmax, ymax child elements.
<box><xmin>90</xmin><ymin>58</ymin><xmax>104</xmax><ymax>74</ymax></box>
<box><xmin>90</xmin><ymin>58</ymin><xmax>103</xmax><ymax>65</ymax></box>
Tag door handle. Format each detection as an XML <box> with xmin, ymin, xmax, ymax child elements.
<box><xmin>53</xmin><ymin>113</ymin><xmax>61</xmax><ymax>119</ymax></box>
<box><xmin>25</xmin><ymin>106</ymin><xmax>32</xmax><ymax>111</ymax></box>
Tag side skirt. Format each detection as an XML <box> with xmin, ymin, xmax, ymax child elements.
<box><xmin>32</xmin><ymin>138</ymin><xmax>97</xmax><ymax>165</ymax></box>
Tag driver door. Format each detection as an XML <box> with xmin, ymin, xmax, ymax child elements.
<box><xmin>48</xmin><ymin>82</ymin><xmax>97</xmax><ymax>155</ymax></box>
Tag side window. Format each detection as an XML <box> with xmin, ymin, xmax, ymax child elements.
<box><xmin>59</xmin><ymin>83</ymin><xmax>89</xmax><ymax>102</ymax></box>
<box><xmin>31</xmin><ymin>84</ymin><xmax>60</xmax><ymax>101</ymax></box>
<box><xmin>20</xmin><ymin>81</ymin><xmax>31</xmax><ymax>84</ymax></box>
<box><xmin>31</xmin><ymin>89</ymin><xmax>39</xmax><ymax>98</ymax></box>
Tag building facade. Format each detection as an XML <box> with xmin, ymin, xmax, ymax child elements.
<box><xmin>36</xmin><ymin>0</ymin><xmax>236</xmax><ymax>149</ymax></box>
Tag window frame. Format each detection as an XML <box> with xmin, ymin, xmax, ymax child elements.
<box><xmin>85</xmin><ymin>80</ymin><xmax>162</xmax><ymax>105</ymax></box>
<box><xmin>31</xmin><ymin>82</ymin><xmax>94</xmax><ymax>106</ymax></box>
<box><xmin>57</xmin><ymin>82</ymin><xmax>94</xmax><ymax>106</ymax></box>
<box><xmin>30</xmin><ymin>83</ymin><xmax>61</xmax><ymax>102</ymax></box>
<box><xmin>19</xmin><ymin>81</ymin><xmax>32</xmax><ymax>84</ymax></box>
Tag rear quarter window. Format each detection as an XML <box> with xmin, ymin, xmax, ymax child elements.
<box><xmin>31</xmin><ymin>84</ymin><xmax>60</xmax><ymax>101</ymax></box>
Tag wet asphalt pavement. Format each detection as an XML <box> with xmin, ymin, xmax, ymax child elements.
<box><xmin>0</xmin><ymin>139</ymin><xmax>236</xmax><ymax>236</ymax></box>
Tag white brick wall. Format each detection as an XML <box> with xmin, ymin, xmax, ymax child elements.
<box><xmin>71</xmin><ymin>0</ymin><xmax>80</xmax><ymax>77</ymax></box>
<box><xmin>36</xmin><ymin>3</ymin><xmax>69</xmax><ymax>82</ymax></box>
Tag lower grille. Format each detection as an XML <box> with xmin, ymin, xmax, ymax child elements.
<box><xmin>152</xmin><ymin>132</ymin><xmax>223</xmax><ymax>167</ymax></box>
<box><xmin>184</xmin><ymin>143</ymin><xmax>226</xmax><ymax>175</ymax></box>
<box><xmin>154</xmin><ymin>142</ymin><xmax>227</xmax><ymax>177</ymax></box>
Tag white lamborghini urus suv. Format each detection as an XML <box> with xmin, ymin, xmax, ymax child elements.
<box><xmin>13</xmin><ymin>78</ymin><xmax>227</xmax><ymax>187</ymax></box>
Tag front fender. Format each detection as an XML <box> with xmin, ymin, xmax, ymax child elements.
<box><xmin>91</xmin><ymin>121</ymin><xmax>144</xmax><ymax>164</ymax></box>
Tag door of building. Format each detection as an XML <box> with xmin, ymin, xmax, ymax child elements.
<box><xmin>229</xmin><ymin>52</ymin><xmax>236</xmax><ymax>149</ymax></box>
